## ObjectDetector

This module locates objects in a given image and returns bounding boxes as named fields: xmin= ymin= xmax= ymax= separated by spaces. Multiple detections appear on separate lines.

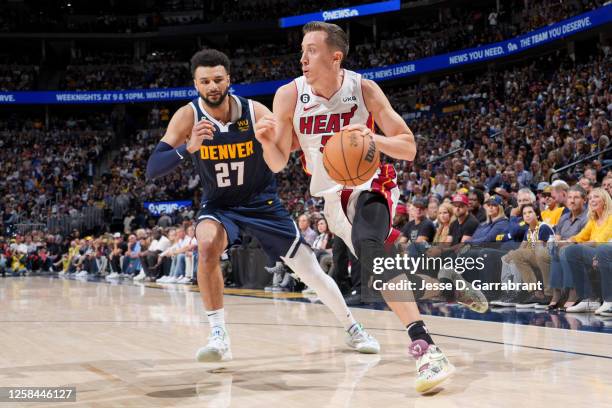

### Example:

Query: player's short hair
xmin=190 ymin=49 xmax=231 ymax=77
xmin=302 ymin=21 xmax=349 ymax=62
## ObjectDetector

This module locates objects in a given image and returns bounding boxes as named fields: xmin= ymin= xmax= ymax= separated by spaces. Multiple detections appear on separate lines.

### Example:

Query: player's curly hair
xmin=190 ymin=49 xmax=231 ymax=77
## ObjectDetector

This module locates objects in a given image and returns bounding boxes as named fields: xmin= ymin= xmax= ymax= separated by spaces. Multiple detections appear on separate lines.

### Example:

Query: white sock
xmin=206 ymin=309 xmax=226 ymax=333
xmin=282 ymin=244 xmax=357 ymax=331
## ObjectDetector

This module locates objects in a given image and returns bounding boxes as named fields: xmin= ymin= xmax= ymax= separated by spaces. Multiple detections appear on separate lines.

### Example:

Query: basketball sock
xmin=282 ymin=244 xmax=357 ymax=331
xmin=406 ymin=320 xmax=434 ymax=345
xmin=206 ymin=308 xmax=226 ymax=333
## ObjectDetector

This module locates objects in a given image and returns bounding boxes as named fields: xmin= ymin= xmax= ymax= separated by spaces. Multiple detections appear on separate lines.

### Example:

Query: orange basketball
xmin=322 ymin=129 xmax=380 ymax=187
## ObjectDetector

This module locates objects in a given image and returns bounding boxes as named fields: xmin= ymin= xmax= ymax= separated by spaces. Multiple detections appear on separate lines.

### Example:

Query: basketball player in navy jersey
xmin=146 ymin=49 xmax=379 ymax=363
xmin=264 ymin=22 xmax=487 ymax=393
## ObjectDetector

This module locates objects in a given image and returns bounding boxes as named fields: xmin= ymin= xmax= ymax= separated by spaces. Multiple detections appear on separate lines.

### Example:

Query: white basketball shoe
xmin=345 ymin=323 xmax=380 ymax=354
xmin=196 ymin=326 xmax=232 ymax=363
xmin=409 ymin=339 xmax=455 ymax=393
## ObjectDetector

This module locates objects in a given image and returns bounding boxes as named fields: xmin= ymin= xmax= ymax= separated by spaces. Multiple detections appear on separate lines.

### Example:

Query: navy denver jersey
xmin=189 ymin=94 xmax=276 ymax=207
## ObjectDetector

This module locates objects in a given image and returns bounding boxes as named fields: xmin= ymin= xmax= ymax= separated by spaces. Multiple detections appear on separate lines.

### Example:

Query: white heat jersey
xmin=293 ymin=69 xmax=375 ymax=197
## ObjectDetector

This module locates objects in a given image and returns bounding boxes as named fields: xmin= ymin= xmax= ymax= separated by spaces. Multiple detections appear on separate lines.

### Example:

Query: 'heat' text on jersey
xmin=299 ymin=105 xmax=357 ymax=135
xmin=199 ymin=141 xmax=254 ymax=160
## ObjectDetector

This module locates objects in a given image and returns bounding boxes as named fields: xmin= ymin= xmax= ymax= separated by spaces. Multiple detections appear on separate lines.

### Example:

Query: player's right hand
xmin=254 ymin=115 xmax=278 ymax=146
xmin=187 ymin=119 xmax=215 ymax=153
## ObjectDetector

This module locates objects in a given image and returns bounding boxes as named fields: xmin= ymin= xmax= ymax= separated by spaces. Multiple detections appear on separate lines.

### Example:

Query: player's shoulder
xmin=165 ymin=104 xmax=196 ymax=128
xmin=176 ymin=103 xmax=196 ymax=118
xmin=275 ymin=81 xmax=298 ymax=98
xmin=360 ymin=77 xmax=381 ymax=96
xmin=359 ymin=77 xmax=391 ymax=111
xmin=250 ymin=99 xmax=273 ymax=121
xmin=273 ymin=81 xmax=298 ymax=114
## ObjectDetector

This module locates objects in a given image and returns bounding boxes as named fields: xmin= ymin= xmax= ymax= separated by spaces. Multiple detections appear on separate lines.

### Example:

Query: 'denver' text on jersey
xmin=189 ymin=94 xmax=276 ymax=207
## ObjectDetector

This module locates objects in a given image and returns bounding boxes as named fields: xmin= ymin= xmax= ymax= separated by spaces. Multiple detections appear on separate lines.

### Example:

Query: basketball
xmin=322 ymin=129 xmax=380 ymax=187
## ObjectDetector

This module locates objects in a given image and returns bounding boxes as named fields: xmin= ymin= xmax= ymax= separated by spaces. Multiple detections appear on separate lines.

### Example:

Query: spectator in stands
xmin=166 ymin=224 xmax=197 ymax=284
xmin=311 ymin=218 xmax=333 ymax=261
xmin=507 ymin=188 xmax=537 ymax=243
xmin=157 ymin=211 xmax=173 ymax=227
xmin=0 ymin=237 xmax=9 ymax=277
xmin=584 ymin=167 xmax=598 ymax=186
xmin=506 ymin=204 xmax=554 ymax=308
xmin=122 ymin=234 xmax=142 ymax=278
xmin=515 ymin=160 xmax=533 ymax=188
xmin=542 ymin=180 xmax=569 ymax=226
xmin=548 ymin=185 xmax=589 ymax=309
xmin=393 ymin=203 xmax=409 ymax=230
xmin=603 ymin=175 xmax=612 ymax=198
xmin=561 ymin=188 xmax=612 ymax=313
xmin=399 ymin=198 xmax=436 ymax=265
xmin=432 ymin=202 xmax=454 ymax=244
xmin=297 ymin=214 xmax=317 ymax=246
xmin=484 ymin=165 xmax=501 ymax=192
xmin=400 ymin=197 xmax=436 ymax=246
xmin=106 ymin=233 xmax=127 ymax=279
xmin=304 ymin=218 xmax=334 ymax=295
xmin=448 ymin=194 xmax=479 ymax=245
xmin=427 ymin=197 xmax=440 ymax=226
xmin=468 ymin=189 xmax=487 ymax=223
xmin=467 ymin=195 xmax=509 ymax=244
xmin=156 ymin=226 xmax=187 ymax=283
xmin=137 ymin=227 xmax=171 ymax=281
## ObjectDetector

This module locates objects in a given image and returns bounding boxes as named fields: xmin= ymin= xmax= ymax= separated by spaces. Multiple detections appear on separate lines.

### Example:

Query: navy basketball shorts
xmin=195 ymin=192 xmax=304 ymax=262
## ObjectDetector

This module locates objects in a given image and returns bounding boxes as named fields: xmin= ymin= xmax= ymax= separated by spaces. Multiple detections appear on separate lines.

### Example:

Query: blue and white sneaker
xmin=345 ymin=323 xmax=380 ymax=354
xmin=196 ymin=326 xmax=232 ymax=363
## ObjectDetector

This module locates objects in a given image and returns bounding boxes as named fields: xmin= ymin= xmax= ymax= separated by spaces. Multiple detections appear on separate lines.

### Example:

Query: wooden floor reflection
xmin=0 ymin=277 xmax=611 ymax=407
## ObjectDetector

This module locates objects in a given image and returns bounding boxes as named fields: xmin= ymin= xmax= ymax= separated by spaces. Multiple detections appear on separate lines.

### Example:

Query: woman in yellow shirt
xmin=561 ymin=188 xmax=612 ymax=314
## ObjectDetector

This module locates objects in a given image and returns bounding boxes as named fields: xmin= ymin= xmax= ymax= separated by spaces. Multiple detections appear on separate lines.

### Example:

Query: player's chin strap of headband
xmin=145 ymin=141 xmax=189 ymax=180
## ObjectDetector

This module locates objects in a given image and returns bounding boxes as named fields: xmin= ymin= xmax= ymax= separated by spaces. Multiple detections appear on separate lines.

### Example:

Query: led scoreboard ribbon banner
xmin=279 ymin=0 xmax=401 ymax=28
xmin=144 ymin=200 xmax=192 ymax=216
xmin=1 ymin=4 xmax=610 ymax=105
xmin=359 ymin=4 xmax=612 ymax=82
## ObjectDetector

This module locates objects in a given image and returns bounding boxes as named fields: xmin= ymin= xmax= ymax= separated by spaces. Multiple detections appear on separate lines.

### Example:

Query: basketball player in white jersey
xmin=262 ymin=22 xmax=460 ymax=393
xmin=146 ymin=49 xmax=380 ymax=364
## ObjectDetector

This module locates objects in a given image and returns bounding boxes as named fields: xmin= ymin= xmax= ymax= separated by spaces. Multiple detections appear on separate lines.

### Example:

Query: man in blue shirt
xmin=484 ymin=165 xmax=501 ymax=192
xmin=549 ymin=185 xmax=589 ymax=309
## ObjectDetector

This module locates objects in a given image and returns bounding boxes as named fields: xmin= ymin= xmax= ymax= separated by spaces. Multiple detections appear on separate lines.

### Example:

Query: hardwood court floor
xmin=1 ymin=277 xmax=611 ymax=408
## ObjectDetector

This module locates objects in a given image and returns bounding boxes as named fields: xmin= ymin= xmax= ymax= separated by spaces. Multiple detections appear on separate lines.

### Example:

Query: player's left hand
xmin=255 ymin=115 xmax=278 ymax=146
xmin=341 ymin=123 xmax=374 ymax=139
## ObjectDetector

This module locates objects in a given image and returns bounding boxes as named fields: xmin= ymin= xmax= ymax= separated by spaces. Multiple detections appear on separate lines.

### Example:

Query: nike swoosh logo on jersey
xmin=303 ymin=104 xmax=320 ymax=112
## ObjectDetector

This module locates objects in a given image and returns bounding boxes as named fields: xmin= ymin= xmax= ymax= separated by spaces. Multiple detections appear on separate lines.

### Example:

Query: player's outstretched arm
xmin=344 ymin=79 xmax=416 ymax=162
xmin=253 ymin=83 xmax=296 ymax=173
xmin=145 ymin=105 xmax=214 ymax=180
